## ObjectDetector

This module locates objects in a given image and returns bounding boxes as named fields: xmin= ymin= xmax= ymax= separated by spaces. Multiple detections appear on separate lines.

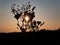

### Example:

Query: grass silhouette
xmin=0 ymin=28 xmax=60 ymax=44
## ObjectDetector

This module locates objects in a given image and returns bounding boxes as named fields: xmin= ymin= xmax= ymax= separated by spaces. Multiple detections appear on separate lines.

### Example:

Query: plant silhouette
xmin=11 ymin=2 xmax=45 ymax=32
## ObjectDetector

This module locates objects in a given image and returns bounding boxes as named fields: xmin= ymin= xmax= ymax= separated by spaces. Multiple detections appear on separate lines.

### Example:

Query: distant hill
xmin=0 ymin=28 xmax=60 ymax=45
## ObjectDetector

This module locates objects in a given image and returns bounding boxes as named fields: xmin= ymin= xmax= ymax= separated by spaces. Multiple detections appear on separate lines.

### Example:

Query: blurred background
xmin=0 ymin=0 xmax=60 ymax=33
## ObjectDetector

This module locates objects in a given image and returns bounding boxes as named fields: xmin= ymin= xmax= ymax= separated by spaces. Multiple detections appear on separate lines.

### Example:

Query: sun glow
xmin=25 ymin=16 xmax=29 ymax=22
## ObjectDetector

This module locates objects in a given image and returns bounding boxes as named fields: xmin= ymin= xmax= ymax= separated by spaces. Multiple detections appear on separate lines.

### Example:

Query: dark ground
xmin=0 ymin=28 xmax=60 ymax=45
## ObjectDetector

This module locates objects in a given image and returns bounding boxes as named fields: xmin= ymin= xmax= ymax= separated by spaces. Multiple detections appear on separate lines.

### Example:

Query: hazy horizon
xmin=0 ymin=0 xmax=60 ymax=32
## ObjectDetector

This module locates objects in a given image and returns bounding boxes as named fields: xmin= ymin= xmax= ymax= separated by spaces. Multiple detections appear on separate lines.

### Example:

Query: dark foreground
xmin=0 ymin=28 xmax=60 ymax=45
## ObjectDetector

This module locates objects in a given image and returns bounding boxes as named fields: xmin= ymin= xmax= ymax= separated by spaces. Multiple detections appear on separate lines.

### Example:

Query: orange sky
xmin=0 ymin=0 xmax=60 ymax=32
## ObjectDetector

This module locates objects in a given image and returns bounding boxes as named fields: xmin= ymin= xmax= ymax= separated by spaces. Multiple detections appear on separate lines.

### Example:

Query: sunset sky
xmin=0 ymin=0 xmax=60 ymax=32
